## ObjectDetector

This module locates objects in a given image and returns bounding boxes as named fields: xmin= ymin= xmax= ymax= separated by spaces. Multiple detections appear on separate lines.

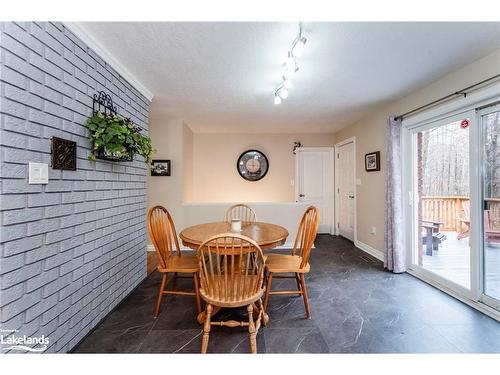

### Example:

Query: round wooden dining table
xmin=179 ymin=221 xmax=288 ymax=324
xmin=179 ymin=221 xmax=289 ymax=251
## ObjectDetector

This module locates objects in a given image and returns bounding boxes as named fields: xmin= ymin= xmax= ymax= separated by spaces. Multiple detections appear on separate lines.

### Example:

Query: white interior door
xmin=296 ymin=148 xmax=333 ymax=233
xmin=336 ymin=141 xmax=355 ymax=241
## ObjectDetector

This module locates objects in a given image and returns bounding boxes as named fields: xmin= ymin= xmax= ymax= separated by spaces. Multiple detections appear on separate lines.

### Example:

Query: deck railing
xmin=421 ymin=196 xmax=500 ymax=231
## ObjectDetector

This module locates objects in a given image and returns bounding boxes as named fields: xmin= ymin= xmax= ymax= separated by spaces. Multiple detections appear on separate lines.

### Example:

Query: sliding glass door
xmin=407 ymin=111 xmax=475 ymax=297
xmin=405 ymin=102 xmax=500 ymax=312
xmin=480 ymin=105 xmax=500 ymax=309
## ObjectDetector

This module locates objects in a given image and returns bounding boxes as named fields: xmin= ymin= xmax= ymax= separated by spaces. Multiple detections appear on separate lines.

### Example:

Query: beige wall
xmin=147 ymin=119 xmax=335 ymax=232
xmin=147 ymin=118 xmax=188 ymax=230
xmin=334 ymin=49 xmax=500 ymax=253
xmin=191 ymin=133 xmax=336 ymax=202
xmin=182 ymin=124 xmax=194 ymax=202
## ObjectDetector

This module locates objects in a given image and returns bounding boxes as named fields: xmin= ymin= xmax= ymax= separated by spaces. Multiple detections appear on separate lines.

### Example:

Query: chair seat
xmin=199 ymin=275 xmax=264 ymax=307
xmin=265 ymin=254 xmax=310 ymax=273
xmin=158 ymin=253 xmax=199 ymax=273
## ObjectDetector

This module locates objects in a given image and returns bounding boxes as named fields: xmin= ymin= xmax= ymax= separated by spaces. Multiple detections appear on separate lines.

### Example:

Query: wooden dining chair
xmin=197 ymin=233 xmax=268 ymax=353
xmin=224 ymin=204 xmax=257 ymax=224
xmin=147 ymin=205 xmax=202 ymax=317
xmin=263 ymin=206 xmax=319 ymax=319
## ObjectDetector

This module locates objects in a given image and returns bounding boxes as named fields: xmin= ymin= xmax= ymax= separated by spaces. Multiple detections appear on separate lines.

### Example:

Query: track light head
xmin=278 ymin=87 xmax=289 ymax=99
xmin=274 ymin=94 xmax=282 ymax=105
xmin=283 ymin=77 xmax=293 ymax=89
xmin=283 ymin=61 xmax=298 ymax=79
xmin=283 ymin=52 xmax=298 ymax=74
xmin=292 ymin=36 xmax=307 ymax=57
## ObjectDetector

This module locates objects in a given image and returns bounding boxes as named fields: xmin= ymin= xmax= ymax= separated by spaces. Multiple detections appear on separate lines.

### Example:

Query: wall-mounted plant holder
xmin=92 ymin=91 xmax=133 ymax=162
xmin=97 ymin=148 xmax=133 ymax=162
xmin=51 ymin=137 xmax=77 ymax=170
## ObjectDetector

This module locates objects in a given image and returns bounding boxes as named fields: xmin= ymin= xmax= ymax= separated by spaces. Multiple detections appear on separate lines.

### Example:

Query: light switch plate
xmin=28 ymin=162 xmax=48 ymax=184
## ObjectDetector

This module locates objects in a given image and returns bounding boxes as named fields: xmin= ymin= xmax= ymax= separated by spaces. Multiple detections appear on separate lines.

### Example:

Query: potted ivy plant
xmin=85 ymin=112 xmax=154 ymax=165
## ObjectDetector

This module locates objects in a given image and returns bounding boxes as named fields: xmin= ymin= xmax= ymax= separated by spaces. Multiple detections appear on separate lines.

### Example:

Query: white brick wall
xmin=0 ymin=21 xmax=150 ymax=353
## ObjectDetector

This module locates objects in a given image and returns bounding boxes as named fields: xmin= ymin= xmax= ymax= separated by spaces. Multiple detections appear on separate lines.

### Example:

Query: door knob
xmin=299 ymin=193 xmax=305 ymax=198
xmin=348 ymin=195 xmax=355 ymax=199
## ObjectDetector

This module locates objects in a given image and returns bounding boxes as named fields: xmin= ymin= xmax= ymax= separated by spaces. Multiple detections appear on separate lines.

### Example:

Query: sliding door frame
xmin=477 ymin=103 xmax=500 ymax=311
xmin=403 ymin=109 xmax=479 ymax=300
xmin=402 ymin=81 xmax=500 ymax=317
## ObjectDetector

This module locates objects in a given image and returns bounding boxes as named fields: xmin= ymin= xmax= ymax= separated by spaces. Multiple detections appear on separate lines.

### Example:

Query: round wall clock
xmin=237 ymin=150 xmax=269 ymax=181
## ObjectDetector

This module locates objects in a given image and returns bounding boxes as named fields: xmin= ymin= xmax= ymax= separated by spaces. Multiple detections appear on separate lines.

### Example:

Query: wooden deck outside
xmin=422 ymin=196 xmax=500 ymax=232
xmin=422 ymin=231 xmax=500 ymax=300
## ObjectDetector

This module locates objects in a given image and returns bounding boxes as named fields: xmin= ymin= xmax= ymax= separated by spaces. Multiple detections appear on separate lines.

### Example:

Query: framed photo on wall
xmin=151 ymin=160 xmax=171 ymax=176
xmin=365 ymin=151 xmax=380 ymax=172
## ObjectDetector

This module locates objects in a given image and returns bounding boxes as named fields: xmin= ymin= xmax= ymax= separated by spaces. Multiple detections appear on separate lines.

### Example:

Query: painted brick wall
xmin=0 ymin=22 xmax=150 ymax=353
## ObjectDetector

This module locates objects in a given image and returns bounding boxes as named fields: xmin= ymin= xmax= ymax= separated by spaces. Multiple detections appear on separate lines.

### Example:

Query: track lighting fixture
xmin=274 ymin=85 xmax=290 ymax=104
xmin=283 ymin=77 xmax=293 ymax=89
xmin=292 ymin=36 xmax=307 ymax=58
xmin=278 ymin=87 xmax=289 ymax=99
xmin=283 ymin=52 xmax=298 ymax=74
xmin=273 ymin=23 xmax=307 ymax=105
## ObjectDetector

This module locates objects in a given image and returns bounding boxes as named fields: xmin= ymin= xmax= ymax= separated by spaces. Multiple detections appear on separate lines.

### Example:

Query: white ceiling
xmin=78 ymin=22 xmax=500 ymax=133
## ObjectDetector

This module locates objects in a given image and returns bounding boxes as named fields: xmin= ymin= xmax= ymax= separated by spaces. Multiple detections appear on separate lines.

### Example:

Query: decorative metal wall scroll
xmin=51 ymin=137 xmax=77 ymax=170
xmin=92 ymin=91 xmax=117 ymax=116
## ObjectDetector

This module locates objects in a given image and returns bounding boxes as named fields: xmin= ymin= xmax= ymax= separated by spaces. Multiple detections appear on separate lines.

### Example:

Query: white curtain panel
xmin=384 ymin=116 xmax=406 ymax=273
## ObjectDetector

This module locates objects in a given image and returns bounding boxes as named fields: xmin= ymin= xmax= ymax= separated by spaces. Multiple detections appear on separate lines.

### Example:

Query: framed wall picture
xmin=365 ymin=151 xmax=380 ymax=172
xmin=151 ymin=160 xmax=171 ymax=176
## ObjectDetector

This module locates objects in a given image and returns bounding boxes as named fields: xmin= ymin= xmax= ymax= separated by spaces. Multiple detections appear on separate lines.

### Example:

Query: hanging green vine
xmin=86 ymin=112 xmax=154 ymax=165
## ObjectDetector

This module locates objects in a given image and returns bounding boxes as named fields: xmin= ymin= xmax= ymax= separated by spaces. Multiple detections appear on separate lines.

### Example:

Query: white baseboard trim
xmin=354 ymin=240 xmax=384 ymax=261
xmin=147 ymin=241 xmax=296 ymax=252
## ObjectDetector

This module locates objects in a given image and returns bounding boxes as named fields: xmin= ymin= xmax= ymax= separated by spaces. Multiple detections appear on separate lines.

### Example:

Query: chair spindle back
xmin=292 ymin=206 xmax=320 ymax=269
xmin=224 ymin=204 xmax=257 ymax=224
xmin=147 ymin=205 xmax=181 ymax=269
xmin=197 ymin=233 xmax=265 ymax=303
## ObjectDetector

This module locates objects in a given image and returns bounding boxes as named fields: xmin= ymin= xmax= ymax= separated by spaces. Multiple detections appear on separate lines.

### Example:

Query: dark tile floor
xmin=73 ymin=235 xmax=500 ymax=353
